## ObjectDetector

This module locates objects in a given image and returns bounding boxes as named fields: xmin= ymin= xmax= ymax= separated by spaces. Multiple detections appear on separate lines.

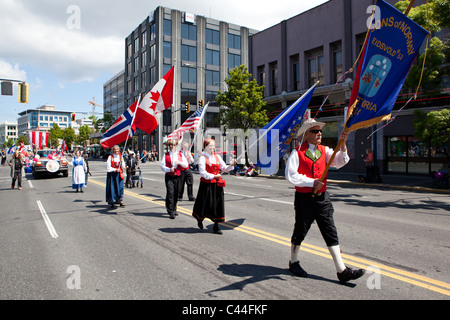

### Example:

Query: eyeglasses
xmin=308 ymin=129 xmax=322 ymax=134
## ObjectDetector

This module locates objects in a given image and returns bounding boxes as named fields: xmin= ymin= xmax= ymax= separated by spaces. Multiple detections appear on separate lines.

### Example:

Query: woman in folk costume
xmin=160 ymin=139 xmax=188 ymax=219
xmin=106 ymin=145 xmax=126 ymax=208
xmin=285 ymin=118 xmax=365 ymax=283
xmin=193 ymin=138 xmax=237 ymax=234
xmin=69 ymin=149 xmax=87 ymax=193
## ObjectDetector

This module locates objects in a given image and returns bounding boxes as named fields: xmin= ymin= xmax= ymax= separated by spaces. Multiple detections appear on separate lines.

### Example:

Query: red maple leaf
xmin=148 ymin=90 xmax=161 ymax=112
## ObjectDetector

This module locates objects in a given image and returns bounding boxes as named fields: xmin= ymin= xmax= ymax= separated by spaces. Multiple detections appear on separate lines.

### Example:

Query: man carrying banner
xmin=285 ymin=118 xmax=365 ymax=283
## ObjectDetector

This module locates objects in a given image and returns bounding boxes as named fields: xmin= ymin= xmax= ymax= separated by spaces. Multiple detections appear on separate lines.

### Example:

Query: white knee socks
xmin=328 ymin=245 xmax=346 ymax=273
xmin=290 ymin=244 xmax=300 ymax=263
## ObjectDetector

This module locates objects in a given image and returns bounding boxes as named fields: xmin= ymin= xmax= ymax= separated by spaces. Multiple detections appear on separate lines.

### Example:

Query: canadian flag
xmin=29 ymin=131 xmax=49 ymax=150
xmin=134 ymin=67 xmax=174 ymax=134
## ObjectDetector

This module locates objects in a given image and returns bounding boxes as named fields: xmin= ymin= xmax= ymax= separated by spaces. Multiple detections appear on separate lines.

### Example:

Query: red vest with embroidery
xmin=200 ymin=154 xmax=221 ymax=183
xmin=295 ymin=142 xmax=327 ymax=193
xmin=165 ymin=152 xmax=183 ymax=176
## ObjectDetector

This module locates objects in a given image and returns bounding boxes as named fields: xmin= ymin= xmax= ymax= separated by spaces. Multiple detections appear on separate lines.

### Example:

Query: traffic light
xmin=199 ymin=99 xmax=203 ymax=108
xmin=1 ymin=81 xmax=13 ymax=96
xmin=18 ymin=82 xmax=29 ymax=103
xmin=71 ymin=113 xmax=76 ymax=121
xmin=185 ymin=102 xmax=190 ymax=113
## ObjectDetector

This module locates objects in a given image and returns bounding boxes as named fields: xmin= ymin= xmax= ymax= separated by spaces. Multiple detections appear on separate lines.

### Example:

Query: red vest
xmin=200 ymin=154 xmax=221 ymax=183
xmin=165 ymin=152 xmax=183 ymax=176
xmin=295 ymin=142 xmax=327 ymax=193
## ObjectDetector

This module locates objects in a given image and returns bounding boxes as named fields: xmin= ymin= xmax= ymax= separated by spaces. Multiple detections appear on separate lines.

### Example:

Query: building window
xmin=228 ymin=34 xmax=241 ymax=50
xmin=181 ymin=23 xmax=196 ymax=41
xmin=181 ymin=44 xmax=197 ymax=62
xmin=141 ymin=30 xmax=147 ymax=47
xmin=269 ymin=62 xmax=278 ymax=95
xmin=134 ymin=56 xmax=139 ymax=72
xmin=307 ymin=54 xmax=324 ymax=87
xmin=181 ymin=88 xmax=197 ymax=105
xmin=181 ymin=66 xmax=197 ymax=83
xmin=163 ymin=19 xmax=172 ymax=36
xmin=206 ymin=49 xmax=220 ymax=66
xmin=290 ymin=54 xmax=300 ymax=91
xmin=127 ymin=43 xmax=132 ymax=59
xmin=228 ymin=53 xmax=241 ymax=69
xmin=332 ymin=42 xmax=343 ymax=83
xmin=141 ymin=71 xmax=147 ymax=88
xmin=206 ymin=28 xmax=220 ymax=45
xmin=163 ymin=41 xmax=171 ymax=59
xmin=150 ymin=23 xmax=156 ymax=41
xmin=150 ymin=45 xmax=156 ymax=62
xmin=134 ymin=37 xmax=139 ymax=54
xmin=257 ymin=65 xmax=265 ymax=87
xmin=141 ymin=50 xmax=147 ymax=68
xmin=206 ymin=70 xmax=220 ymax=86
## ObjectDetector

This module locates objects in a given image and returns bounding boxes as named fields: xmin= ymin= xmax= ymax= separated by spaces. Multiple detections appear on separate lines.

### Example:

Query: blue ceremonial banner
xmin=345 ymin=0 xmax=428 ymax=131
xmin=256 ymin=84 xmax=316 ymax=175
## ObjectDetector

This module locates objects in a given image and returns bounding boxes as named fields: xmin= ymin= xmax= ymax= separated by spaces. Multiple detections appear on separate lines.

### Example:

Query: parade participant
xmin=106 ymin=145 xmax=126 ymax=208
xmin=83 ymin=152 xmax=90 ymax=186
xmin=9 ymin=150 xmax=24 ymax=190
xmin=160 ymin=139 xmax=188 ymax=219
xmin=285 ymin=119 xmax=365 ymax=283
xmin=69 ymin=150 xmax=87 ymax=193
xmin=192 ymin=138 xmax=236 ymax=234
xmin=126 ymin=150 xmax=138 ymax=188
xmin=178 ymin=142 xmax=195 ymax=201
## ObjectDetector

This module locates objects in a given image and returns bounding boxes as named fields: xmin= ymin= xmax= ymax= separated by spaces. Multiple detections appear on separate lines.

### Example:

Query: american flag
xmin=167 ymin=104 xmax=208 ymax=142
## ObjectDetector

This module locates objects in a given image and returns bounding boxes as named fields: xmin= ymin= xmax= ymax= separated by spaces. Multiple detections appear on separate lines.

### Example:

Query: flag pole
xmin=189 ymin=102 xmax=209 ymax=155
xmin=312 ymin=98 xmax=358 ymax=195
xmin=123 ymin=95 xmax=141 ymax=156
xmin=234 ymin=82 xmax=319 ymax=164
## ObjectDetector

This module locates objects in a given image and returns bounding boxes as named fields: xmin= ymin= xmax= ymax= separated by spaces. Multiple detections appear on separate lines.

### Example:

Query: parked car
xmin=32 ymin=149 xmax=69 ymax=178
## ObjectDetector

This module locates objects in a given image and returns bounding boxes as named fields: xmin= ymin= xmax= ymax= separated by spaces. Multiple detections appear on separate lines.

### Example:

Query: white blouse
xmin=285 ymin=143 xmax=349 ymax=188
xmin=198 ymin=152 xmax=234 ymax=180
xmin=106 ymin=154 xmax=126 ymax=173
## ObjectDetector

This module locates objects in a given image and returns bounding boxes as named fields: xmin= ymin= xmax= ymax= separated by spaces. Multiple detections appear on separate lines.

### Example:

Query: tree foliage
xmin=216 ymin=65 xmax=268 ymax=131
xmin=413 ymin=108 xmax=450 ymax=147
xmin=395 ymin=0 xmax=450 ymax=91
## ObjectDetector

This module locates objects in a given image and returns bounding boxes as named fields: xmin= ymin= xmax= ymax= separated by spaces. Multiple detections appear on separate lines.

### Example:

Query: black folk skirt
xmin=192 ymin=181 xmax=225 ymax=223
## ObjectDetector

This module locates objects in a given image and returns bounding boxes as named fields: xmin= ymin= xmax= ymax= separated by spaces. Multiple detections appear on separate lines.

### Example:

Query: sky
xmin=0 ymin=0 xmax=328 ymax=123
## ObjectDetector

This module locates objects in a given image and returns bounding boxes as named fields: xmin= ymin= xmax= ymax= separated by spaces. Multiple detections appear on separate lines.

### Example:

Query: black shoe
xmin=289 ymin=261 xmax=308 ymax=278
xmin=213 ymin=224 xmax=222 ymax=235
xmin=169 ymin=213 xmax=175 ymax=219
xmin=337 ymin=267 xmax=365 ymax=283
xmin=197 ymin=220 xmax=204 ymax=230
xmin=110 ymin=204 xmax=117 ymax=209
xmin=119 ymin=202 xmax=125 ymax=207
xmin=189 ymin=197 xmax=196 ymax=201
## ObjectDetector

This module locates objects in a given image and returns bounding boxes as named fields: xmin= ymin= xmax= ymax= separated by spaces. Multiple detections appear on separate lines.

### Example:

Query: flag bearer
xmin=160 ymin=139 xmax=188 ymax=219
xmin=285 ymin=118 xmax=365 ymax=283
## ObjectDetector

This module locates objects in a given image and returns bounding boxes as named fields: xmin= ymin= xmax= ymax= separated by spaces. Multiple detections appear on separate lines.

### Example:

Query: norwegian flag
xmin=167 ymin=104 xmax=208 ymax=142
xmin=61 ymin=139 xmax=68 ymax=152
xmin=29 ymin=131 xmax=49 ymax=150
xmin=134 ymin=67 xmax=174 ymax=134
xmin=100 ymin=98 xmax=140 ymax=148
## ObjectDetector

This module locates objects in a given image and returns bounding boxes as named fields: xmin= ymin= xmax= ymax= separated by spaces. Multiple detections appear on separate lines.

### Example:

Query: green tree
xmin=49 ymin=123 xmax=63 ymax=147
xmin=62 ymin=127 xmax=76 ymax=148
xmin=395 ymin=0 xmax=450 ymax=91
xmin=413 ymin=109 xmax=450 ymax=155
xmin=78 ymin=125 xmax=91 ymax=145
xmin=216 ymin=65 xmax=268 ymax=130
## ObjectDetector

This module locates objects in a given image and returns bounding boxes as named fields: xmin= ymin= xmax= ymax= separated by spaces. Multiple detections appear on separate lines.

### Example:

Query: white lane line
xmin=36 ymin=200 xmax=58 ymax=239
xmin=28 ymin=180 xmax=33 ymax=188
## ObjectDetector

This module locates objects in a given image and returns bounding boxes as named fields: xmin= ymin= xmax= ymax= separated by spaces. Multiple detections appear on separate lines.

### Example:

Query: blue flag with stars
xmin=257 ymin=84 xmax=316 ymax=175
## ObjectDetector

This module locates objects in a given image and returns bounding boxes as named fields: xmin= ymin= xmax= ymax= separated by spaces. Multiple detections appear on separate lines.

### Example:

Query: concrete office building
xmin=249 ymin=0 xmax=449 ymax=175
xmin=121 ymin=6 xmax=257 ymax=156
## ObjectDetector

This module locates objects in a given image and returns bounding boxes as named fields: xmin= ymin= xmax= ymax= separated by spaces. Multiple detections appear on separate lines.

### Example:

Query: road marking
xmin=88 ymin=178 xmax=450 ymax=296
xmin=225 ymin=192 xmax=292 ymax=205
xmin=28 ymin=180 xmax=33 ymax=188
xmin=36 ymin=200 xmax=58 ymax=239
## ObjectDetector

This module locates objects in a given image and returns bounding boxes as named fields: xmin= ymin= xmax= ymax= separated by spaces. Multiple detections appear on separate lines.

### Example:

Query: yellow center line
xmin=89 ymin=179 xmax=450 ymax=296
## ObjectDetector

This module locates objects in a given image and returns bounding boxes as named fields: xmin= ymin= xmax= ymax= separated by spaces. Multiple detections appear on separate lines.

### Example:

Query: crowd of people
xmin=2 ymin=125 xmax=366 ymax=284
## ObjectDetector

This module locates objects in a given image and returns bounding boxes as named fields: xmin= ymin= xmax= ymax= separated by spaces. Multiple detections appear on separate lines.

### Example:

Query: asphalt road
xmin=0 ymin=159 xmax=449 ymax=303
